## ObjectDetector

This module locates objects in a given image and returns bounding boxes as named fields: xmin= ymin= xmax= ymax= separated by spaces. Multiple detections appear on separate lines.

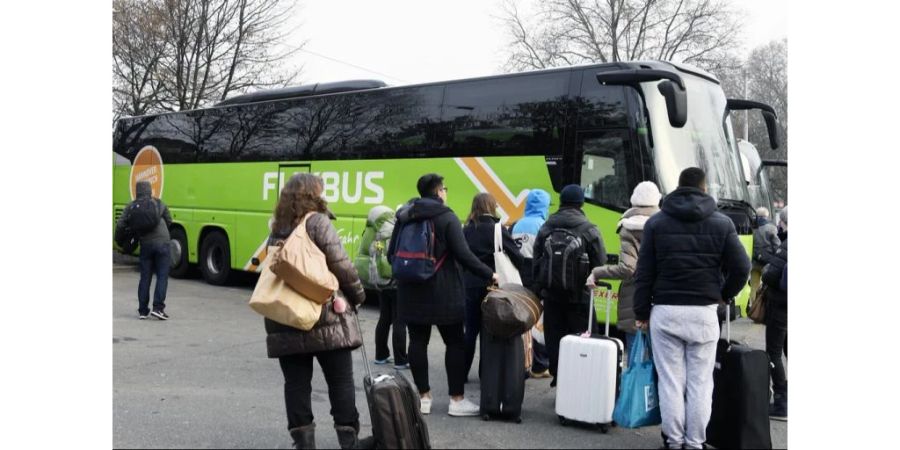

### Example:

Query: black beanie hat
xmin=560 ymin=184 xmax=585 ymax=206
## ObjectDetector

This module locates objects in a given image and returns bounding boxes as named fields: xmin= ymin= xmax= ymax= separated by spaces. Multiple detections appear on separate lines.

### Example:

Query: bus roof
xmin=118 ymin=60 xmax=718 ymax=122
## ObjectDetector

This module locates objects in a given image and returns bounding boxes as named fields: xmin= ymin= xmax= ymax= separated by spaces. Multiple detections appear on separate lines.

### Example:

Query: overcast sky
xmin=288 ymin=0 xmax=787 ymax=87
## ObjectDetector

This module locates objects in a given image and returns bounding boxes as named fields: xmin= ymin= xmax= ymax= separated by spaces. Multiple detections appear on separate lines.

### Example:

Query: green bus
xmin=113 ymin=61 xmax=781 ymax=324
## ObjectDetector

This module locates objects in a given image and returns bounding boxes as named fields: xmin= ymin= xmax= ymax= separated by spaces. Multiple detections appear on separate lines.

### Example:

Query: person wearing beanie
xmin=761 ymin=204 xmax=788 ymax=421
xmin=531 ymin=184 xmax=607 ymax=386
xmin=586 ymin=181 xmax=661 ymax=351
xmin=632 ymin=168 xmax=751 ymax=449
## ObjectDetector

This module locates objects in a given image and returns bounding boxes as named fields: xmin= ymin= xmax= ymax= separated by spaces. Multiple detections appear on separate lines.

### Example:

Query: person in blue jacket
xmin=511 ymin=189 xmax=553 ymax=378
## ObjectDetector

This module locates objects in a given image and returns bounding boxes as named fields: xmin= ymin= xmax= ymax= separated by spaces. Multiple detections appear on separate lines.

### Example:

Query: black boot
xmin=289 ymin=423 xmax=316 ymax=449
xmin=335 ymin=423 xmax=376 ymax=450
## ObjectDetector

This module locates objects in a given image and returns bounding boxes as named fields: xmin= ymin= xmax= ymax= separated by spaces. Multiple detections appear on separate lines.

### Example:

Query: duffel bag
xmin=482 ymin=284 xmax=542 ymax=339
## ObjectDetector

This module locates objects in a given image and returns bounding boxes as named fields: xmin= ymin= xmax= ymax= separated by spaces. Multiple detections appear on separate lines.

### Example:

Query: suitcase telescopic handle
xmin=725 ymin=302 xmax=731 ymax=343
xmin=353 ymin=312 xmax=374 ymax=381
xmin=587 ymin=283 xmax=615 ymax=337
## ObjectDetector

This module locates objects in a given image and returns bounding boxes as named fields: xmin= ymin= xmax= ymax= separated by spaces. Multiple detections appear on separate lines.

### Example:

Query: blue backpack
xmin=391 ymin=219 xmax=447 ymax=282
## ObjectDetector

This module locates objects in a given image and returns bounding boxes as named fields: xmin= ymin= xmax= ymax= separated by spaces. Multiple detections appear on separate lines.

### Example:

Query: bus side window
xmin=579 ymin=135 xmax=630 ymax=210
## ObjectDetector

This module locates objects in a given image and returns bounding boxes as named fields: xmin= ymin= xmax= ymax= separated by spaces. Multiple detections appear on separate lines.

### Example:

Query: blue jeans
xmin=139 ymin=241 xmax=171 ymax=315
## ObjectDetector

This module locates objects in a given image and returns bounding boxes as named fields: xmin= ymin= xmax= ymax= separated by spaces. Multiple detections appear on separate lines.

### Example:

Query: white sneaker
xmin=448 ymin=398 xmax=480 ymax=417
xmin=419 ymin=396 xmax=432 ymax=415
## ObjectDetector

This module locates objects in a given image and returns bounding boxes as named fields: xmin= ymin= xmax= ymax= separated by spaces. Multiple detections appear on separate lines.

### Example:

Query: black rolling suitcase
xmin=355 ymin=315 xmax=431 ymax=449
xmin=706 ymin=304 xmax=773 ymax=449
xmin=479 ymin=325 xmax=526 ymax=423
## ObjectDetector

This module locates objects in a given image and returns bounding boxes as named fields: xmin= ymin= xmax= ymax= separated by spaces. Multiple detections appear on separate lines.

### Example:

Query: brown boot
xmin=289 ymin=423 xmax=316 ymax=449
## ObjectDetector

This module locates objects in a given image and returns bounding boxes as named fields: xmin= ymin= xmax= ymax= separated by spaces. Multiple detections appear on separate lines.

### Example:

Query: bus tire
xmin=199 ymin=230 xmax=231 ymax=286
xmin=169 ymin=227 xmax=191 ymax=279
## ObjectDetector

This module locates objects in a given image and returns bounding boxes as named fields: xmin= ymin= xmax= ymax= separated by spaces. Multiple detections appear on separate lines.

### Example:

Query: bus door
xmin=278 ymin=163 xmax=311 ymax=192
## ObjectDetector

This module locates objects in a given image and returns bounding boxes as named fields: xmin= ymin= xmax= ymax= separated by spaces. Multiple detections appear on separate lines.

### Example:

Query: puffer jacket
xmin=264 ymin=212 xmax=366 ymax=358
xmin=632 ymin=187 xmax=751 ymax=321
xmin=388 ymin=196 xmax=493 ymax=325
xmin=762 ymin=237 xmax=787 ymax=327
xmin=591 ymin=206 xmax=659 ymax=333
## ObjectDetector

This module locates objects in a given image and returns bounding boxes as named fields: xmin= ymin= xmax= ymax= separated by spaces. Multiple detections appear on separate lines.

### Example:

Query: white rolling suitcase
xmin=555 ymin=281 xmax=624 ymax=433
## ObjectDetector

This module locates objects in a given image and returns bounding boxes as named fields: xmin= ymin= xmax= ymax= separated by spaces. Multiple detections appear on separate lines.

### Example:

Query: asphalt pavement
xmin=113 ymin=256 xmax=787 ymax=449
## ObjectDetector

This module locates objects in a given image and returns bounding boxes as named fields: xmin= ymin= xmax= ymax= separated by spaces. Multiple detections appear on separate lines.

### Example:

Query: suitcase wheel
xmin=515 ymin=416 xmax=522 ymax=424
xmin=481 ymin=414 xmax=491 ymax=422
xmin=597 ymin=423 xmax=609 ymax=434
xmin=558 ymin=416 xmax=569 ymax=426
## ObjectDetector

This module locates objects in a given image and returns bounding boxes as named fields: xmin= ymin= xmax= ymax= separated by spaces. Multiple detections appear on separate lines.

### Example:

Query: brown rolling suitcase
xmin=355 ymin=314 xmax=431 ymax=449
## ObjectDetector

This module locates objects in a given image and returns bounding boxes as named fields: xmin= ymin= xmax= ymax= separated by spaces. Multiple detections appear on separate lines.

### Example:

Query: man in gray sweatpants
xmin=632 ymin=168 xmax=751 ymax=449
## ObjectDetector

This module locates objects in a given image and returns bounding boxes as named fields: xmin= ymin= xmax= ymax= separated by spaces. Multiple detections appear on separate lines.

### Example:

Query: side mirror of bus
xmin=657 ymin=80 xmax=687 ymax=128
xmin=762 ymin=110 xmax=780 ymax=150
xmin=726 ymin=99 xmax=781 ymax=150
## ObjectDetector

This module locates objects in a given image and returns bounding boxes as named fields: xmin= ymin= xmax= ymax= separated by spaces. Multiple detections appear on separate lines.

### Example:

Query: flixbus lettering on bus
xmin=262 ymin=171 xmax=385 ymax=203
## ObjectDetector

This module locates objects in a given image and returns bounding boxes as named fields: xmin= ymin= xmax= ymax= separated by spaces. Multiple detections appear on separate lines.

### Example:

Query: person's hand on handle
xmin=635 ymin=320 xmax=649 ymax=331
xmin=585 ymin=273 xmax=596 ymax=287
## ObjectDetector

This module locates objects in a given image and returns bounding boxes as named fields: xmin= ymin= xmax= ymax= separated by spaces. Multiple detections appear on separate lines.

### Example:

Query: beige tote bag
xmin=493 ymin=223 xmax=523 ymax=285
xmin=269 ymin=213 xmax=339 ymax=304
xmin=249 ymin=246 xmax=323 ymax=331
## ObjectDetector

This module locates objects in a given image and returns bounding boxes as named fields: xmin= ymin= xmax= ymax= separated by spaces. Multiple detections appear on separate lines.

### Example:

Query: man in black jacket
xmin=531 ymin=184 xmax=606 ymax=386
xmin=388 ymin=173 xmax=497 ymax=418
xmin=762 ymin=205 xmax=788 ymax=421
xmin=632 ymin=168 xmax=751 ymax=450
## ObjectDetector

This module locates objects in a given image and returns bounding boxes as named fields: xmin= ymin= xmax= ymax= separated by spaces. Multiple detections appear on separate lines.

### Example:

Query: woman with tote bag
xmin=261 ymin=173 xmax=373 ymax=450
xmin=461 ymin=193 xmax=524 ymax=380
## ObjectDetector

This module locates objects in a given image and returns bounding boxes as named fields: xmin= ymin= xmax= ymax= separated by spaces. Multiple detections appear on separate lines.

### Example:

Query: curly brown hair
xmin=272 ymin=173 xmax=329 ymax=233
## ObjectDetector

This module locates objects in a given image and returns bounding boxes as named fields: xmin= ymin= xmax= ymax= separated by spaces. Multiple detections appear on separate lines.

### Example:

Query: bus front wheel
xmin=169 ymin=227 xmax=191 ymax=279
xmin=199 ymin=230 xmax=231 ymax=286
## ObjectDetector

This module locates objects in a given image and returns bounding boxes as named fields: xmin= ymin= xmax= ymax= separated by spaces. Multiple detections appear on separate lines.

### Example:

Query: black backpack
xmin=126 ymin=197 xmax=162 ymax=234
xmin=537 ymin=228 xmax=590 ymax=293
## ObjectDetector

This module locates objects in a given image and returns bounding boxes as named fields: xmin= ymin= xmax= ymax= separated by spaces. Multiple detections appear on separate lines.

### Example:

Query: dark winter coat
xmin=752 ymin=217 xmax=781 ymax=267
xmin=762 ymin=236 xmax=788 ymax=327
xmin=532 ymin=206 xmax=607 ymax=303
xmin=264 ymin=212 xmax=366 ymax=358
xmin=632 ymin=187 xmax=751 ymax=321
xmin=388 ymin=196 xmax=493 ymax=325
xmin=463 ymin=215 xmax=525 ymax=289
xmin=117 ymin=181 xmax=172 ymax=245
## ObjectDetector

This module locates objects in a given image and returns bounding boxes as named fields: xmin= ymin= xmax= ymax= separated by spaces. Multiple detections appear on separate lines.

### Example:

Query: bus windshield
xmin=642 ymin=74 xmax=748 ymax=203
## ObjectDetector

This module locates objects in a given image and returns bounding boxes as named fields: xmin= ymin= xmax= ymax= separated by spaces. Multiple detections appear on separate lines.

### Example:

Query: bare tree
xmin=720 ymin=39 xmax=788 ymax=202
xmin=113 ymin=0 xmax=167 ymax=120
xmin=720 ymin=39 xmax=787 ymax=156
xmin=499 ymin=0 xmax=742 ymax=73
xmin=113 ymin=0 xmax=304 ymax=118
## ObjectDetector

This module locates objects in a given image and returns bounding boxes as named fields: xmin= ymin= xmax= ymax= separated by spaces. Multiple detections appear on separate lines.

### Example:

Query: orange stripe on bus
xmin=459 ymin=157 xmax=525 ymax=223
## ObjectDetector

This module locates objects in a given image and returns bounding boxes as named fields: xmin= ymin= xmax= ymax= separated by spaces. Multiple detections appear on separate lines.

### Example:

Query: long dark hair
xmin=272 ymin=173 xmax=328 ymax=232
xmin=466 ymin=192 xmax=499 ymax=225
